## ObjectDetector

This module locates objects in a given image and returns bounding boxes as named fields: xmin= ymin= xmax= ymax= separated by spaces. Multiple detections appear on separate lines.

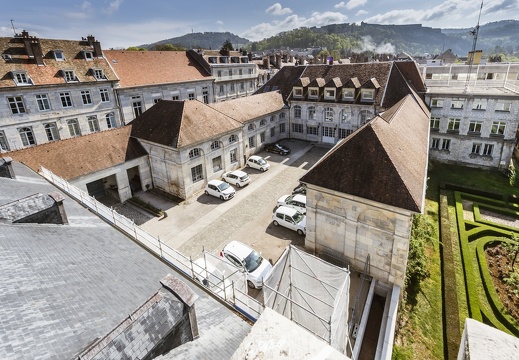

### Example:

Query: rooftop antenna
xmin=10 ymin=19 xmax=16 ymax=35
xmin=465 ymin=1 xmax=484 ymax=92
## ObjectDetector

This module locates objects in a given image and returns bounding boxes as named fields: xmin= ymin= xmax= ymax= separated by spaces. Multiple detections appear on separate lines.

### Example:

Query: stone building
xmin=0 ymin=31 xmax=121 ymax=151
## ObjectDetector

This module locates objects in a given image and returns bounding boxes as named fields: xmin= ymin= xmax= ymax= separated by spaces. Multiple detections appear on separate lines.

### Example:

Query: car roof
xmin=228 ymin=170 xmax=247 ymax=176
xmin=208 ymin=179 xmax=225 ymax=185
xmin=223 ymin=240 xmax=254 ymax=259
xmin=248 ymin=155 xmax=262 ymax=160
xmin=292 ymin=194 xmax=306 ymax=203
xmin=276 ymin=205 xmax=300 ymax=216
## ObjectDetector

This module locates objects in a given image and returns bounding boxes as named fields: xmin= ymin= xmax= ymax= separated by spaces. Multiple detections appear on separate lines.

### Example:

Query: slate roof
xmin=300 ymin=94 xmax=430 ymax=213
xmin=209 ymin=91 xmax=285 ymax=123
xmin=103 ymin=50 xmax=212 ymax=88
xmin=6 ymin=125 xmax=145 ymax=180
xmin=0 ymin=161 xmax=251 ymax=360
xmin=255 ymin=65 xmax=306 ymax=100
xmin=130 ymin=100 xmax=243 ymax=148
xmin=0 ymin=32 xmax=117 ymax=88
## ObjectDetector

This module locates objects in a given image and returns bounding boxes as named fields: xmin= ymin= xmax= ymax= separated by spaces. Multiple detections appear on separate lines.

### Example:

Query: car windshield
xmin=257 ymin=158 xmax=267 ymax=165
xmin=293 ymin=211 xmax=305 ymax=223
xmin=218 ymin=182 xmax=230 ymax=191
xmin=240 ymin=174 xmax=249 ymax=181
xmin=244 ymin=250 xmax=263 ymax=272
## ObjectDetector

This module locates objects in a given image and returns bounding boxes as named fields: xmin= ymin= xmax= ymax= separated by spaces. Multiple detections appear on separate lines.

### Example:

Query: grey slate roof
xmin=0 ymin=161 xmax=251 ymax=360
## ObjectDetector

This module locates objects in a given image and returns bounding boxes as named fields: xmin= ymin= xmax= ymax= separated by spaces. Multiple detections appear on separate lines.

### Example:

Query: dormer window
xmin=54 ymin=50 xmax=64 ymax=61
xmin=220 ymin=56 xmax=229 ymax=63
xmin=62 ymin=70 xmax=78 ymax=82
xmin=208 ymin=57 xmax=218 ymax=64
xmin=240 ymin=56 xmax=249 ymax=63
xmin=361 ymin=89 xmax=374 ymax=101
xmin=12 ymin=71 xmax=33 ymax=86
xmin=83 ymin=50 xmax=94 ymax=60
xmin=308 ymin=88 xmax=318 ymax=99
xmin=293 ymin=87 xmax=303 ymax=97
xmin=2 ymin=54 xmax=12 ymax=61
xmin=342 ymin=88 xmax=354 ymax=101
xmin=91 ymin=68 xmax=107 ymax=80
xmin=231 ymin=57 xmax=240 ymax=63
xmin=451 ymin=97 xmax=464 ymax=109
xmin=324 ymin=88 xmax=336 ymax=100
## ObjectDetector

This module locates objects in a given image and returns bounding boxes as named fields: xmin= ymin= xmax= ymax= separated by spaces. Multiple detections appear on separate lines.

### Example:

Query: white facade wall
xmin=243 ymin=111 xmax=289 ymax=158
xmin=212 ymin=63 xmax=258 ymax=102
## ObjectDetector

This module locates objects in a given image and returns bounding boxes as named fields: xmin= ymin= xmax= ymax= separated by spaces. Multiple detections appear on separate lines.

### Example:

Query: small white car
xmin=246 ymin=155 xmax=270 ymax=172
xmin=220 ymin=240 xmax=273 ymax=289
xmin=222 ymin=170 xmax=250 ymax=188
xmin=277 ymin=194 xmax=306 ymax=214
xmin=205 ymin=179 xmax=235 ymax=200
xmin=272 ymin=206 xmax=306 ymax=235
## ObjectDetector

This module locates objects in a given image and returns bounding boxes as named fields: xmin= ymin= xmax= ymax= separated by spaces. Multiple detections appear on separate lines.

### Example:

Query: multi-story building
xmin=188 ymin=49 xmax=258 ymax=102
xmin=420 ymin=63 xmax=519 ymax=169
xmin=0 ymin=31 xmax=121 ymax=151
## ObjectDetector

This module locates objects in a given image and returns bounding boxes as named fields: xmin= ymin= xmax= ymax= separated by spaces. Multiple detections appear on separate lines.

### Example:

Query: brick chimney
xmin=93 ymin=40 xmax=102 ymax=58
xmin=30 ymin=39 xmax=45 ymax=65
xmin=86 ymin=35 xmax=95 ymax=46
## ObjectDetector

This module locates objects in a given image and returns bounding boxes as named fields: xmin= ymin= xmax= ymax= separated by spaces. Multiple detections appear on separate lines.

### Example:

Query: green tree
xmin=126 ymin=46 xmax=147 ymax=51
xmin=221 ymin=39 xmax=234 ymax=51
xmin=152 ymin=44 xmax=185 ymax=51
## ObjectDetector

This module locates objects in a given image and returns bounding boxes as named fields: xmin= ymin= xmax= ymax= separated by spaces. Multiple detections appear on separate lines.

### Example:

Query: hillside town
xmin=1 ymin=22 xmax=519 ymax=360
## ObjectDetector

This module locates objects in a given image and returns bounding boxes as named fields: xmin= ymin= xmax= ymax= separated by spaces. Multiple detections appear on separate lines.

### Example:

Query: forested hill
xmin=140 ymin=32 xmax=249 ymax=51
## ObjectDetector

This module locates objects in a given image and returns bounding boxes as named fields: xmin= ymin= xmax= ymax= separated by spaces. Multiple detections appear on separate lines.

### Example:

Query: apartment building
xmin=0 ymin=31 xmax=121 ymax=152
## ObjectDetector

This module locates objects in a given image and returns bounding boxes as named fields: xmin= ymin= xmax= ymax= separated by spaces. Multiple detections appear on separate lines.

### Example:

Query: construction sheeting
xmin=263 ymin=245 xmax=350 ymax=354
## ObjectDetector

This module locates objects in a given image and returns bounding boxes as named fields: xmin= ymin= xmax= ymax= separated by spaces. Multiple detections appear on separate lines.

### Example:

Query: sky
xmin=0 ymin=0 xmax=518 ymax=49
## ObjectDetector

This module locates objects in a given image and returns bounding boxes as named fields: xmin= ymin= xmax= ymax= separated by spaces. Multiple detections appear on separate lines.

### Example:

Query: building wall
xmin=304 ymin=186 xmax=414 ymax=288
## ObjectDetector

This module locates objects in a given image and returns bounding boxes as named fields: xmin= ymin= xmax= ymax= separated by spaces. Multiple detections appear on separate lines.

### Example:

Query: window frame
xmin=81 ymin=90 xmax=93 ymax=105
xmin=7 ymin=96 xmax=26 ymax=114
xmin=189 ymin=148 xmax=201 ymax=159
xmin=342 ymin=88 xmax=354 ymax=101
xmin=18 ymin=127 xmax=36 ymax=146
xmin=60 ymin=92 xmax=73 ymax=107
xmin=490 ymin=121 xmax=506 ymax=136
xmin=191 ymin=164 xmax=203 ymax=182
xmin=88 ymin=115 xmax=100 ymax=133
xmin=35 ymin=94 xmax=51 ymax=111
xmin=105 ymin=112 xmax=116 ymax=128
xmin=12 ymin=71 xmax=32 ymax=86
xmin=293 ymin=105 xmax=302 ymax=119
xmin=44 ymin=122 xmax=60 ymax=141
xmin=67 ymin=119 xmax=81 ymax=137
xmin=99 ymin=88 xmax=110 ymax=102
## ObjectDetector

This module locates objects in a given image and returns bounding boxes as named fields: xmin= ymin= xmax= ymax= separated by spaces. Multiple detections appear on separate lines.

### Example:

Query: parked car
xmin=246 ymin=155 xmax=270 ymax=172
xmin=205 ymin=179 xmax=235 ymax=200
xmin=222 ymin=170 xmax=250 ymax=188
xmin=220 ymin=240 xmax=273 ymax=289
xmin=192 ymin=257 xmax=233 ymax=299
xmin=264 ymin=143 xmax=291 ymax=155
xmin=277 ymin=194 xmax=306 ymax=214
xmin=272 ymin=206 xmax=306 ymax=235
xmin=292 ymin=183 xmax=306 ymax=195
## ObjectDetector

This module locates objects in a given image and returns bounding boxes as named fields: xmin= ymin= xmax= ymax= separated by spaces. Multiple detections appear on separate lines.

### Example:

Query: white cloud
xmin=104 ymin=0 xmax=124 ymax=15
xmin=356 ymin=9 xmax=368 ymax=16
xmin=266 ymin=3 xmax=292 ymax=16
xmin=335 ymin=0 xmax=367 ymax=10
xmin=241 ymin=11 xmax=348 ymax=41
xmin=216 ymin=20 xmax=224 ymax=26
xmin=80 ymin=1 xmax=92 ymax=11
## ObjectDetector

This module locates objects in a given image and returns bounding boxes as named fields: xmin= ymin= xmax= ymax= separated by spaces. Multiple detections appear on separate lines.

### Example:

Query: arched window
xmin=279 ymin=112 xmax=286 ymax=119
xmin=247 ymin=123 xmax=255 ymax=131
xmin=259 ymin=119 xmax=266 ymax=126
xmin=308 ymin=106 xmax=316 ymax=120
xmin=293 ymin=105 xmax=301 ymax=119
xmin=105 ymin=112 xmax=116 ymax=128
xmin=88 ymin=115 xmax=100 ymax=133
xmin=189 ymin=148 xmax=201 ymax=159
xmin=210 ymin=140 xmax=220 ymax=150
xmin=0 ymin=130 xmax=9 ymax=151
xmin=19 ymin=127 xmax=36 ymax=146
xmin=229 ymin=134 xmax=237 ymax=143
xmin=359 ymin=110 xmax=373 ymax=125
xmin=44 ymin=123 xmax=60 ymax=141
xmin=67 ymin=119 xmax=81 ymax=137
xmin=324 ymin=107 xmax=334 ymax=122
xmin=340 ymin=109 xmax=351 ymax=123
xmin=270 ymin=115 xmax=276 ymax=122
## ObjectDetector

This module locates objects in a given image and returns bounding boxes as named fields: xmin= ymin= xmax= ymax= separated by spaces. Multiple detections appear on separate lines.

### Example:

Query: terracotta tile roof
xmin=6 ymin=126 xmax=145 ymax=180
xmin=0 ymin=34 xmax=117 ymax=88
xmin=300 ymin=94 xmax=430 ymax=213
xmin=209 ymin=91 xmax=285 ymax=123
xmin=130 ymin=100 xmax=242 ymax=148
xmin=103 ymin=50 xmax=212 ymax=88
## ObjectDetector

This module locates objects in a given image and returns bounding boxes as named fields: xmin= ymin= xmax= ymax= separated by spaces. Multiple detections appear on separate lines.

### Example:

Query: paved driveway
xmin=139 ymin=140 xmax=331 ymax=264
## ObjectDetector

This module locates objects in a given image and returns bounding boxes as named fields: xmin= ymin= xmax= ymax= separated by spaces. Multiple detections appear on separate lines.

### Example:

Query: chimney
xmin=30 ymin=39 xmax=45 ymax=66
xmin=86 ymin=35 xmax=95 ymax=46
xmin=93 ymin=40 xmax=102 ymax=58
xmin=0 ymin=157 xmax=15 ymax=179
xmin=48 ymin=192 xmax=68 ymax=224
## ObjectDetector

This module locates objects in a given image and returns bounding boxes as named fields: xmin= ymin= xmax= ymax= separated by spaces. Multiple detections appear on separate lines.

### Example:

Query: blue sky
xmin=1 ymin=0 xmax=517 ymax=48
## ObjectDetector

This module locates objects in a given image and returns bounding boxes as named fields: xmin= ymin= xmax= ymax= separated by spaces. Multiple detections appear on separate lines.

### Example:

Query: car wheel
xmin=204 ymin=190 xmax=209 ymax=195
xmin=236 ymin=183 xmax=241 ymax=188
xmin=220 ymin=195 xmax=224 ymax=200
xmin=260 ymin=167 xmax=265 ymax=172
xmin=297 ymin=229 xmax=304 ymax=235
xmin=273 ymin=220 xmax=279 ymax=226
xmin=246 ymin=163 xmax=250 ymax=168
xmin=247 ymin=280 xmax=255 ymax=289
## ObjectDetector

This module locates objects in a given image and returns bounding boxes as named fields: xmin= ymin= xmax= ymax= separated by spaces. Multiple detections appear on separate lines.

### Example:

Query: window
xmin=294 ymin=105 xmax=302 ymax=119
xmin=441 ymin=139 xmax=451 ymax=150
xmin=472 ymin=99 xmax=487 ymax=110
xmin=308 ymin=88 xmax=318 ymax=98
xmin=229 ymin=134 xmax=237 ymax=143
xmin=106 ymin=113 xmax=116 ymax=128
xmin=83 ymin=50 xmax=94 ymax=60
xmin=247 ymin=123 xmax=255 ymax=131
xmin=325 ymin=88 xmax=336 ymax=99
xmin=324 ymin=107 xmax=334 ymax=122
xmin=431 ymin=138 xmax=440 ymax=149
xmin=228 ymin=69 xmax=232 ymax=77
xmin=153 ymin=98 xmax=161 ymax=104
xmin=81 ymin=90 xmax=93 ymax=105
xmin=248 ymin=136 xmax=255 ymax=148
xmin=0 ymin=131 xmax=9 ymax=151
xmin=448 ymin=118 xmax=461 ymax=131
xmin=468 ymin=120 xmax=483 ymax=133
xmin=217 ymin=70 xmax=222 ymax=78
xmin=451 ymin=97 xmax=464 ymax=109
xmin=44 ymin=123 xmax=60 ymax=141
xmin=62 ymin=70 xmax=77 ymax=82
xmin=60 ymin=92 xmax=73 ymax=107
xmin=431 ymin=98 xmax=444 ymax=107
xmin=100 ymin=88 xmax=110 ymax=102
xmin=92 ymin=69 xmax=106 ymax=80
xmin=339 ymin=128 xmax=353 ymax=139
xmin=292 ymin=123 xmax=303 ymax=133
xmin=19 ymin=127 xmax=36 ymax=146
xmin=230 ymin=84 xmax=235 ymax=93
xmin=491 ymin=121 xmax=506 ymax=135
xmin=54 ymin=50 xmax=64 ymax=61
xmin=88 ymin=116 xmax=100 ymax=132
xmin=483 ymin=144 xmax=494 ymax=156
xmin=270 ymin=116 xmax=276 ymax=122
xmin=260 ymin=119 xmax=266 ymax=127
xmin=230 ymin=148 xmax=237 ymax=163
xmin=279 ymin=112 xmax=285 ymax=120
xmin=341 ymin=109 xmax=351 ymax=123
xmin=308 ymin=106 xmax=316 ymax=120
xmin=270 ymin=127 xmax=275 ymax=137
xmin=219 ymin=85 xmax=224 ymax=95
xmin=260 ymin=131 xmax=265 ymax=142
xmin=212 ymin=156 xmax=222 ymax=172
xmin=430 ymin=117 xmax=440 ymax=129
xmin=361 ymin=89 xmax=374 ymax=101
xmin=322 ymin=126 xmax=336 ymax=138
xmin=35 ymin=94 xmax=51 ymax=111
xmin=7 ymin=96 xmax=25 ymax=114
xmin=342 ymin=88 xmax=354 ymax=100
xmin=191 ymin=164 xmax=203 ymax=182
xmin=67 ymin=119 xmax=81 ymax=137
xmin=307 ymin=126 xmax=318 ymax=135
xmin=132 ymin=98 xmax=143 ymax=117
xmin=279 ymin=123 xmax=286 ymax=133
xmin=239 ymin=69 xmax=243 ymax=75
xmin=172 ymin=94 xmax=180 ymax=100
xmin=240 ymin=82 xmax=244 ymax=91
xmin=471 ymin=143 xmax=481 ymax=154
xmin=189 ymin=148 xmax=201 ymax=159
xmin=203 ymin=89 xmax=209 ymax=104
xmin=12 ymin=71 xmax=31 ymax=85
xmin=495 ymin=101 xmax=511 ymax=112
xmin=359 ymin=110 xmax=372 ymax=125
xmin=210 ymin=141 xmax=220 ymax=150
xmin=188 ymin=92 xmax=195 ymax=100
xmin=293 ymin=87 xmax=303 ymax=97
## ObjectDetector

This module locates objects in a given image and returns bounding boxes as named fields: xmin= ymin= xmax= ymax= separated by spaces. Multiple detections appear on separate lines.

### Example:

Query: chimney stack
xmin=93 ymin=40 xmax=102 ymax=58
xmin=30 ymin=39 xmax=45 ymax=66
